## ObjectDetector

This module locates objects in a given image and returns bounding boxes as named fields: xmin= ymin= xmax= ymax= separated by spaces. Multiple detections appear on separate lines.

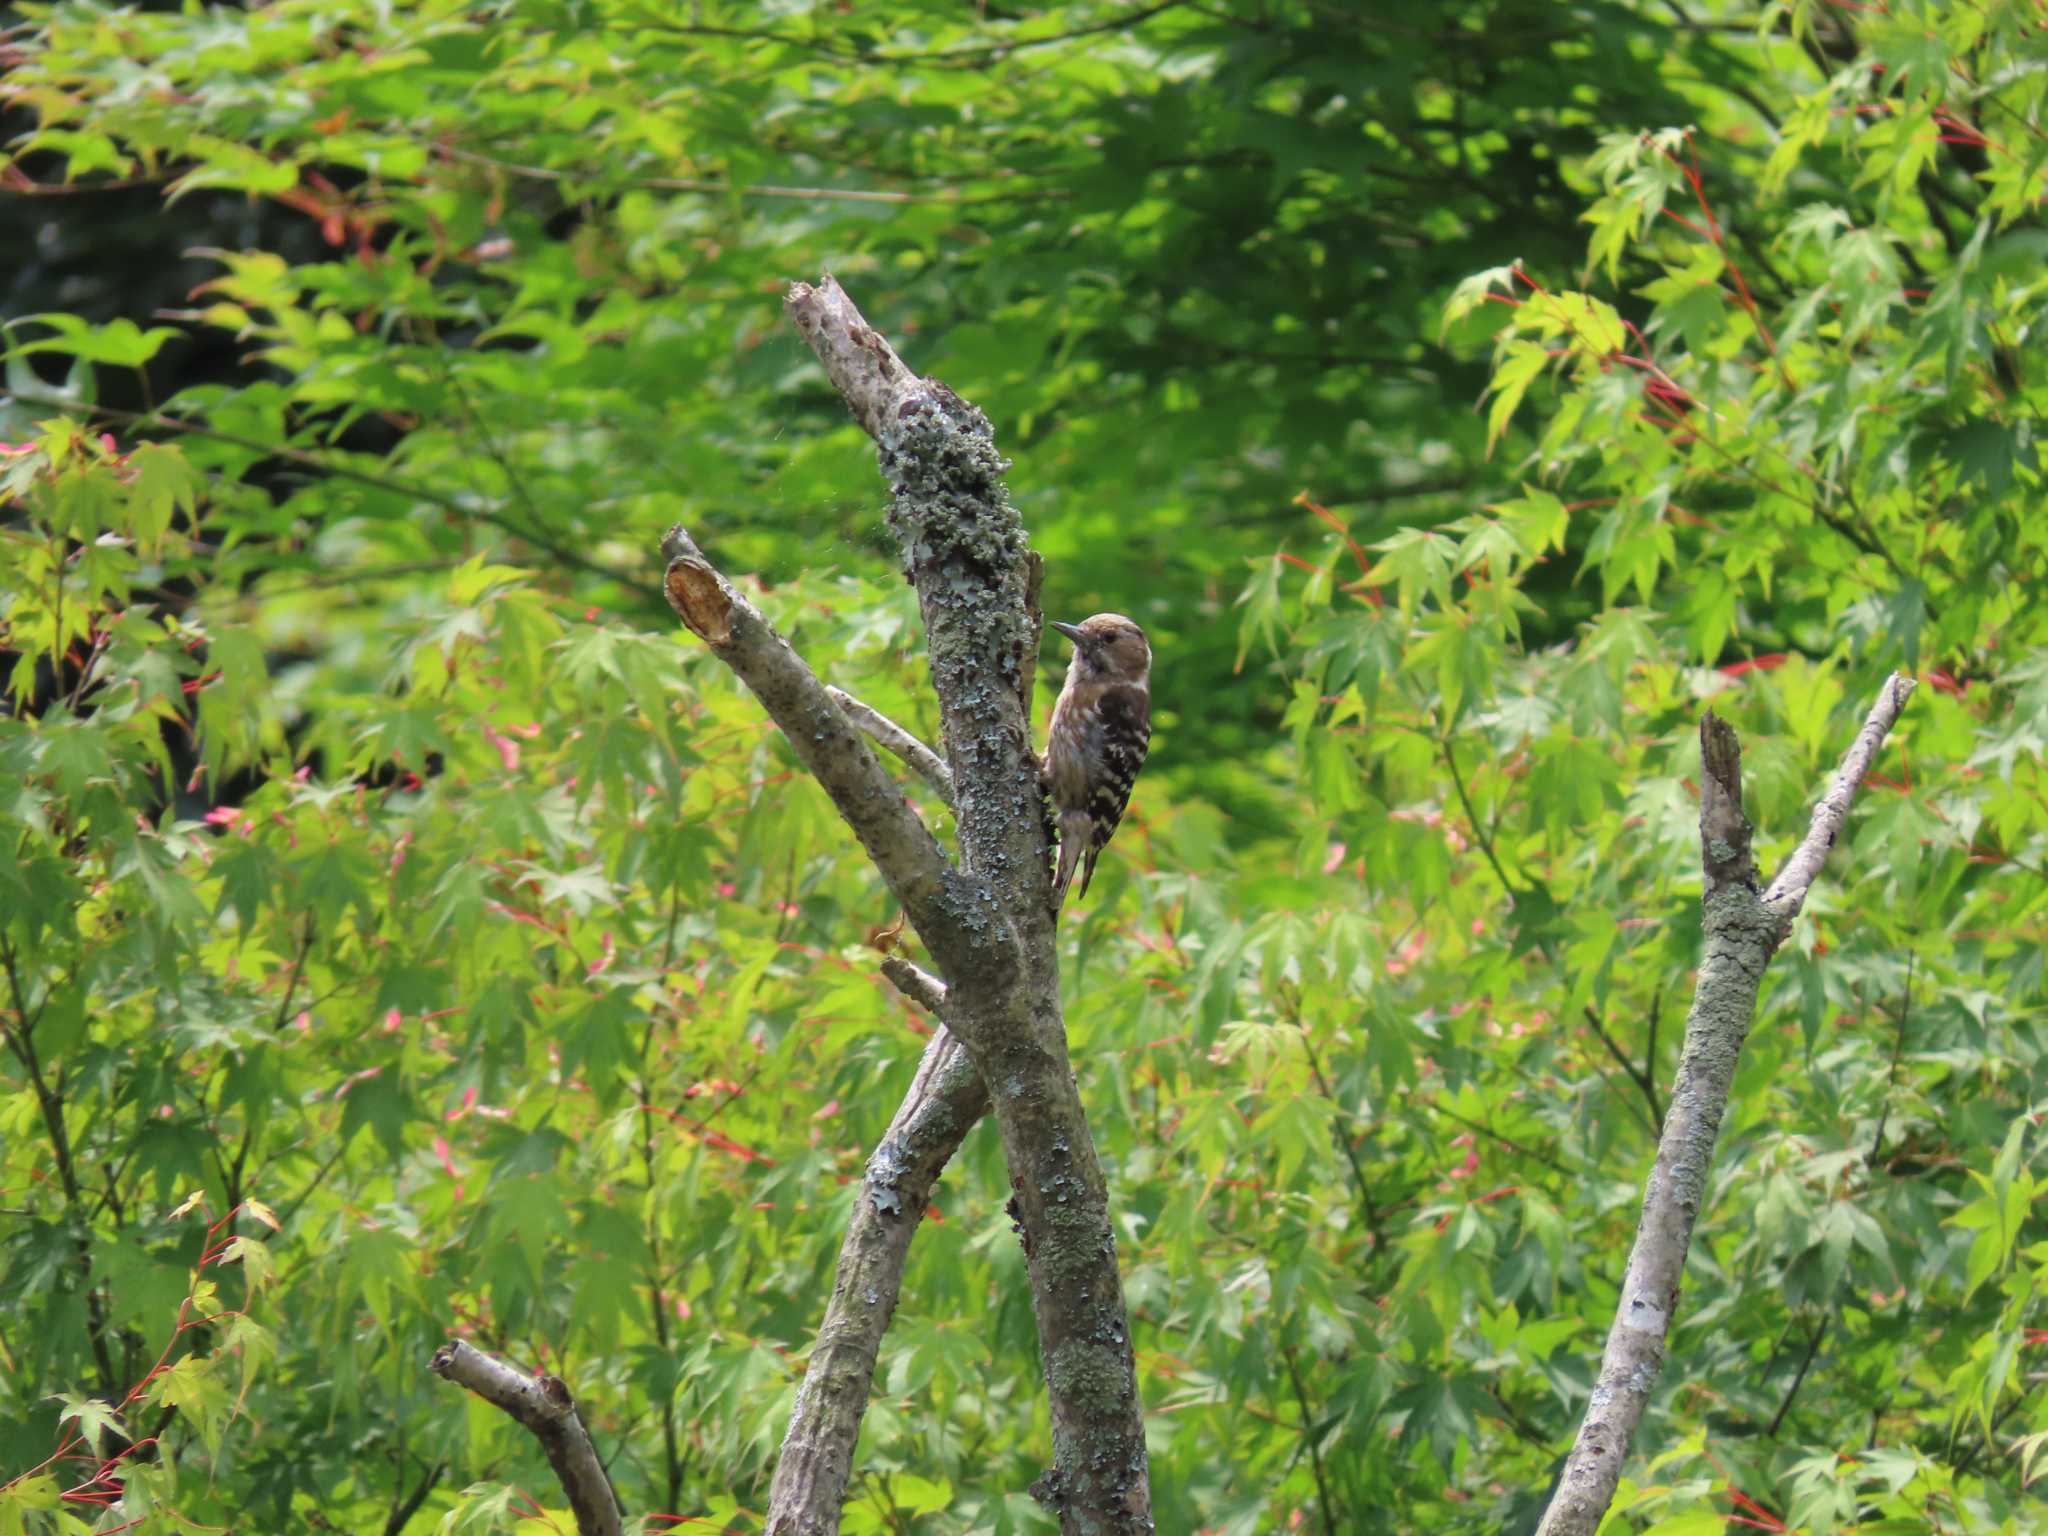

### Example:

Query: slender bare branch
xmin=1534 ymin=673 xmax=1913 ymax=1536
xmin=827 ymin=686 xmax=954 ymax=806
xmin=1763 ymin=671 xmax=1917 ymax=915
xmin=659 ymin=526 xmax=965 ymax=951
xmin=765 ymin=1027 xmax=989 ymax=1534
xmin=879 ymin=956 xmax=949 ymax=1013
xmin=381 ymin=1460 xmax=445 ymax=1536
xmin=429 ymin=1341 xmax=623 ymax=1536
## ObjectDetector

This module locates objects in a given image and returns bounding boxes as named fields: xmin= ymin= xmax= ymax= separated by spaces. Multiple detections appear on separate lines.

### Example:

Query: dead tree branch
xmin=428 ymin=1341 xmax=623 ymax=1536
xmin=765 ymin=1026 xmax=989 ymax=1532
xmin=661 ymin=273 xmax=1151 ymax=1534
xmin=659 ymin=526 xmax=966 ymax=942
xmin=1533 ymin=672 xmax=1915 ymax=1536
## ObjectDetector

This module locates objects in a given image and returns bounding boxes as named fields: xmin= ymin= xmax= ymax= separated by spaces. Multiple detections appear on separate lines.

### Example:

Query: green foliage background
xmin=2 ymin=2 xmax=2045 ymax=1533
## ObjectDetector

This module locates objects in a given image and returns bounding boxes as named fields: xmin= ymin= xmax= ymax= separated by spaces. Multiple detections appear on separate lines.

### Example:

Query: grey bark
xmin=428 ymin=1340 xmax=623 ymax=1536
xmin=662 ymin=274 xmax=1151 ymax=1535
xmin=658 ymin=528 xmax=960 ymax=937
xmin=765 ymin=1020 xmax=989 ymax=1533
xmin=662 ymin=521 xmax=994 ymax=1532
xmin=1534 ymin=673 xmax=1915 ymax=1536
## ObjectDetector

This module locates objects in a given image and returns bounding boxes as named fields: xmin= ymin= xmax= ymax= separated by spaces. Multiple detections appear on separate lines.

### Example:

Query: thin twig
xmin=220 ymin=919 xmax=316 ymax=1208
xmin=1290 ymin=1007 xmax=1381 ymax=1241
xmin=0 ymin=170 xmax=179 ymax=195
xmin=1 ymin=935 xmax=119 ymax=1395
xmin=437 ymin=144 xmax=1054 ymax=206
xmin=1441 ymin=734 xmax=1521 ymax=899
xmin=381 ymin=1459 xmax=445 ymax=1536
xmin=6 ymin=392 xmax=662 ymax=601
xmin=1445 ymin=733 xmax=1660 ymax=1133
xmin=1580 ymin=1005 xmax=1661 ymax=1136
xmin=632 ymin=964 xmax=686 ymax=1515
xmin=1424 ymin=1100 xmax=1583 ymax=1180
xmin=1951 ymin=1380 xmax=2039 ymax=1481
xmin=1868 ymin=955 xmax=1915 ymax=1168
xmin=623 ymin=0 xmax=1181 ymax=69
xmin=273 ymin=1142 xmax=351 ymax=1231
xmin=827 ymin=687 xmax=954 ymax=806
xmin=1282 ymin=1345 xmax=1337 ymax=1533
xmin=1644 ymin=991 xmax=1662 ymax=1095
xmin=1767 ymin=1317 xmax=1828 ymax=1438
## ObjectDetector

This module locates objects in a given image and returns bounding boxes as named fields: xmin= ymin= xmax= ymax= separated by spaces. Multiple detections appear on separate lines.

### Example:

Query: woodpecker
xmin=1043 ymin=612 xmax=1152 ymax=914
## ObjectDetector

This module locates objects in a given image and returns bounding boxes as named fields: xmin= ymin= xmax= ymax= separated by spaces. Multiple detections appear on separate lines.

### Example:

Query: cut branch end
xmin=663 ymin=550 xmax=735 ymax=647
xmin=1697 ymin=710 xmax=1758 ymax=893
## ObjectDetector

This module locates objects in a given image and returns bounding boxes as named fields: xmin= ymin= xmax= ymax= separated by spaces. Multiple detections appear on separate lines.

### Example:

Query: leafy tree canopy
xmin=2 ymin=2 xmax=2044 ymax=1533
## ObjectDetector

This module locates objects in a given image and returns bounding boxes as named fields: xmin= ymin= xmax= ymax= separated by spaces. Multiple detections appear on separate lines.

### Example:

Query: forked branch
xmin=1533 ymin=673 xmax=1914 ymax=1536
xmin=663 ymin=274 xmax=1151 ymax=1534
xmin=783 ymin=275 xmax=1150 ymax=1535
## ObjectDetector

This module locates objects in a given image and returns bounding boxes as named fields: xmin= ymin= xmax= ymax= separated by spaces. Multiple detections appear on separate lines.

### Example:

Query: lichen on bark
xmin=762 ymin=275 xmax=1152 ymax=1535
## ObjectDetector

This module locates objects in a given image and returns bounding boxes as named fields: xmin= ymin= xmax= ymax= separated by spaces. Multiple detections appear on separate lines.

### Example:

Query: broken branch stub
xmin=1696 ymin=711 xmax=1758 ymax=892
xmin=783 ymin=276 xmax=918 ymax=442
xmin=663 ymin=555 xmax=734 ymax=646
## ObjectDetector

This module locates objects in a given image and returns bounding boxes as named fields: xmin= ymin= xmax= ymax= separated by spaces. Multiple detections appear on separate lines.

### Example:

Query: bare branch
xmin=827 ymin=687 xmax=954 ymax=807
xmin=765 ymin=1028 xmax=989 ymax=1534
xmin=780 ymin=275 xmax=1151 ymax=1533
xmin=1764 ymin=672 xmax=1917 ymax=916
xmin=1533 ymin=673 xmax=1913 ymax=1536
xmin=659 ymin=526 xmax=963 ymax=948
xmin=429 ymin=1342 xmax=623 ymax=1536
xmin=879 ymin=956 xmax=949 ymax=1013
xmin=783 ymin=274 xmax=922 ymax=441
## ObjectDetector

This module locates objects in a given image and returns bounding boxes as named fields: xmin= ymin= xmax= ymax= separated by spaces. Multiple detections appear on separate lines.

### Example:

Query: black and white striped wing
xmin=1078 ymin=683 xmax=1151 ymax=898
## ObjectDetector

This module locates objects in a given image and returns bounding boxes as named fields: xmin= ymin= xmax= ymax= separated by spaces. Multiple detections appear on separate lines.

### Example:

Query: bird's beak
xmin=1050 ymin=621 xmax=1085 ymax=645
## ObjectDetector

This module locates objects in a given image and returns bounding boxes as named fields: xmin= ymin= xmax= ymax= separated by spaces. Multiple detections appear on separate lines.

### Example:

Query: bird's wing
xmin=1076 ymin=684 xmax=1151 ymax=898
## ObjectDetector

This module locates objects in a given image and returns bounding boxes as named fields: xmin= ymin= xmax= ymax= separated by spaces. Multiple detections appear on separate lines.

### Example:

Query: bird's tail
xmin=1051 ymin=811 xmax=1090 ymax=915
